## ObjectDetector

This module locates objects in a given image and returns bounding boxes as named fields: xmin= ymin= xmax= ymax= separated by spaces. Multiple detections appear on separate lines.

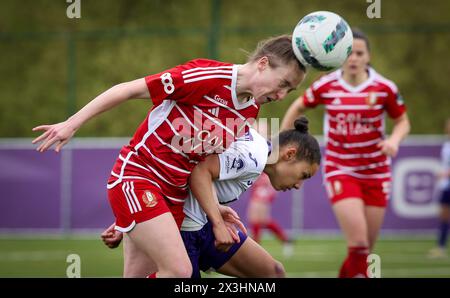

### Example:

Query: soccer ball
xmin=292 ymin=11 xmax=353 ymax=71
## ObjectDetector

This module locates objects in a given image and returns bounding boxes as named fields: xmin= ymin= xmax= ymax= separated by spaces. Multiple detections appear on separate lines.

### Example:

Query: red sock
xmin=344 ymin=246 xmax=369 ymax=278
xmin=251 ymin=223 xmax=262 ymax=243
xmin=265 ymin=220 xmax=288 ymax=242
xmin=146 ymin=272 xmax=157 ymax=278
xmin=338 ymin=257 xmax=349 ymax=278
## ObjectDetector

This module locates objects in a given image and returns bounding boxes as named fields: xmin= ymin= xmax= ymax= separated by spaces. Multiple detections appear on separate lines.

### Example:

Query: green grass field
xmin=1 ymin=236 xmax=449 ymax=278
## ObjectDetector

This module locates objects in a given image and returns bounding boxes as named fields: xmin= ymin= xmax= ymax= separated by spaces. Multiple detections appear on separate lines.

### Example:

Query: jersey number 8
xmin=160 ymin=72 xmax=175 ymax=95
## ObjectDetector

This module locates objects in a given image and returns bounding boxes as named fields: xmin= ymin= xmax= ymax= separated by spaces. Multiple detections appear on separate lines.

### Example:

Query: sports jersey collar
xmin=337 ymin=67 xmax=376 ymax=93
xmin=231 ymin=64 xmax=256 ymax=110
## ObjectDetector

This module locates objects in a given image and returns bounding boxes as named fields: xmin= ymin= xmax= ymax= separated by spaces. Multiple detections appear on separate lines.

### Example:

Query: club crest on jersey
xmin=333 ymin=180 xmax=343 ymax=195
xmin=225 ymin=156 xmax=246 ymax=173
xmin=231 ymin=158 xmax=245 ymax=171
xmin=142 ymin=191 xmax=158 ymax=208
xmin=366 ymin=92 xmax=378 ymax=107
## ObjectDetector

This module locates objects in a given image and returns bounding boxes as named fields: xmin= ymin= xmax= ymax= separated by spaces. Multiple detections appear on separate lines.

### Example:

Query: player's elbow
xmin=113 ymin=79 xmax=149 ymax=100
xmin=274 ymin=260 xmax=286 ymax=277
xmin=403 ymin=114 xmax=411 ymax=134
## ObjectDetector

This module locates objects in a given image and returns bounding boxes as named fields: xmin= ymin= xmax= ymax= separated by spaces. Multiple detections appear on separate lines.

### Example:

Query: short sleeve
xmin=217 ymin=139 xmax=265 ymax=181
xmin=384 ymin=84 xmax=406 ymax=119
xmin=302 ymin=86 xmax=323 ymax=108
xmin=145 ymin=64 xmax=194 ymax=106
xmin=145 ymin=59 xmax=229 ymax=107
xmin=217 ymin=147 xmax=249 ymax=181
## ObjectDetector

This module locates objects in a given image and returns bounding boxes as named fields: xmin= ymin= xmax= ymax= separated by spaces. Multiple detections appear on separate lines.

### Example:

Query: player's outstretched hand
xmin=101 ymin=223 xmax=123 ymax=249
xmin=32 ymin=120 xmax=77 ymax=153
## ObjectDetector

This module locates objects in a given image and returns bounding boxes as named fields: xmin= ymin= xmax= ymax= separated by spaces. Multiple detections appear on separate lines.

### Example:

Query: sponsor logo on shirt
xmin=214 ymin=95 xmax=228 ymax=105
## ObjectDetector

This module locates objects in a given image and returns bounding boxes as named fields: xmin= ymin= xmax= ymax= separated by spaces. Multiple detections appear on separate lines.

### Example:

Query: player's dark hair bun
xmin=278 ymin=115 xmax=320 ymax=165
xmin=294 ymin=116 xmax=309 ymax=134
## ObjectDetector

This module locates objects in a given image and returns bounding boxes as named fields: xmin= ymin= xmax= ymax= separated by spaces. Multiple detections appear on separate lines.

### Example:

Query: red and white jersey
xmin=301 ymin=67 xmax=406 ymax=181
xmin=250 ymin=173 xmax=277 ymax=203
xmin=107 ymin=59 xmax=260 ymax=203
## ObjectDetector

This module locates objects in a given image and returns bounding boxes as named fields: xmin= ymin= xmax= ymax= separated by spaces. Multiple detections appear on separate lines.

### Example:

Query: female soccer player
xmin=246 ymin=122 xmax=293 ymax=257
xmin=32 ymin=35 xmax=306 ymax=277
xmin=281 ymin=28 xmax=410 ymax=278
xmin=103 ymin=117 xmax=321 ymax=277
xmin=428 ymin=118 xmax=450 ymax=258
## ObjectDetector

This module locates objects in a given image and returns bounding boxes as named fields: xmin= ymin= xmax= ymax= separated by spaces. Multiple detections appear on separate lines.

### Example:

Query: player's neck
xmin=264 ymin=153 xmax=278 ymax=171
xmin=235 ymin=63 xmax=255 ymax=103
xmin=342 ymin=70 xmax=369 ymax=87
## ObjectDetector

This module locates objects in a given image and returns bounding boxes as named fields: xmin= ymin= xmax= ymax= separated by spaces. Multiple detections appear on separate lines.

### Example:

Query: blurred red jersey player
xmin=247 ymin=173 xmax=294 ymax=257
xmin=282 ymin=28 xmax=410 ymax=277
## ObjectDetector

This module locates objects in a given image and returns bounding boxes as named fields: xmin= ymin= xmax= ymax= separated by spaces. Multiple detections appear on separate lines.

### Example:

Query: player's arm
xmin=377 ymin=113 xmax=410 ymax=157
xmin=189 ymin=155 xmax=238 ymax=251
xmin=32 ymin=78 xmax=149 ymax=152
xmin=280 ymin=96 xmax=308 ymax=131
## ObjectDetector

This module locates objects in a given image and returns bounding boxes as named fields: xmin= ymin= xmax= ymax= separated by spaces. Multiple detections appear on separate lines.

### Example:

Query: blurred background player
xmin=247 ymin=173 xmax=294 ymax=257
xmin=33 ymin=35 xmax=306 ymax=277
xmin=281 ymin=28 xmax=410 ymax=277
xmin=428 ymin=118 xmax=450 ymax=258
xmin=103 ymin=117 xmax=321 ymax=277
xmin=246 ymin=122 xmax=294 ymax=257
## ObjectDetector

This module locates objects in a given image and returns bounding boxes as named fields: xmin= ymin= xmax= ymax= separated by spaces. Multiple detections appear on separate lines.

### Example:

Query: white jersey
xmin=439 ymin=140 xmax=450 ymax=190
xmin=182 ymin=128 xmax=270 ymax=231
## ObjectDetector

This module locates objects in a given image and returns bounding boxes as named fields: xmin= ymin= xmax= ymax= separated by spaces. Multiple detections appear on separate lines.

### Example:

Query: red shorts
xmin=108 ymin=180 xmax=185 ymax=232
xmin=325 ymin=175 xmax=390 ymax=207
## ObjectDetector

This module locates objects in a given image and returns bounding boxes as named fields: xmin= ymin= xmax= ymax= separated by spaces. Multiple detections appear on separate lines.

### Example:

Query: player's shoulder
xmin=239 ymin=129 xmax=269 ymax=172
xmin=311 ymin=70 xmax=340 ymax=91
xmin=184 ymin=58 xmax=233 ymax=69
xmin=223 ymin=129 xmax=268 ymax=172
xmin=179 ymin=59 xmax=235 ymax=88
xmin=370 ymin=68 xmax=399 ymax=93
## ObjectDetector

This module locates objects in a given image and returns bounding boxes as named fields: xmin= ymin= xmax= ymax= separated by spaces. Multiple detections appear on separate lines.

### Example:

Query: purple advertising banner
xmin=0 ymin=138 xmax=444 ymax=233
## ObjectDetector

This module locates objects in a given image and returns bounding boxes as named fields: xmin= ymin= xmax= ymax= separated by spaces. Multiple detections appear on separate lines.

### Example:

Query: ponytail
xmin=278 ymin=116 xmax=321 ymax=165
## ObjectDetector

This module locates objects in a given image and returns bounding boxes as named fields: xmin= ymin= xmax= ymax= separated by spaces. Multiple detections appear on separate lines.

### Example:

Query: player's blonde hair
xmin=248 ymin=35 xmax=306 ymax=73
